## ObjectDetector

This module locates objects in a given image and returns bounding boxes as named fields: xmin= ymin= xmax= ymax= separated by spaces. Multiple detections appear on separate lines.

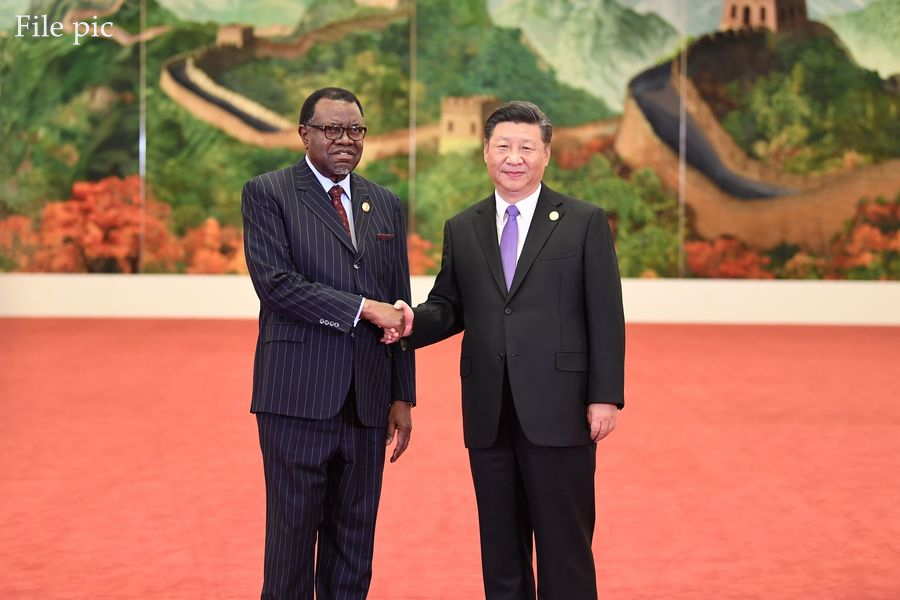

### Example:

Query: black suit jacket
xmin=242 ymin=158 xmax=415 ymax=427
xmin=406 ymin=184 xmax=623 ymax=448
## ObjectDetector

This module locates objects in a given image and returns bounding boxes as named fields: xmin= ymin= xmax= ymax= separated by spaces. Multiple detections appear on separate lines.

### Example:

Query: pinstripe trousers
xmin=257 ymin=394 xmax=386 ymax=600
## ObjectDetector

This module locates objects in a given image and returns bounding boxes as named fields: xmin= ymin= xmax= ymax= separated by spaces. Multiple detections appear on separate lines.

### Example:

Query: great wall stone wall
xmin=614 ymin=24 xmax=900 ymax=251
xmin=183 ymin=56 xmax=294 ymax=130
xmin=162 ymin=16 xmax=616 ymax=168
xmin=160 ymin=8 xmax=425 ymax=162
xmin=160 ymin=52 xmax=440 ymax=165
xmin=672 ymin=63 xmax=820 ymax=191
xmin=161 ymin=4 xmax=899 ymax=252
xmin=616 ymin=94 xmax=900 ymax=251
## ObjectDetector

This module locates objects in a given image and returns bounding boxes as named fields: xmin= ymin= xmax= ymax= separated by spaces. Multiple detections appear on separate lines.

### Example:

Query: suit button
xmin=497 ymin=353 xmax=505 ymax=360
xmin=350 ymin=331 xmax=356 ymax=338
xmin=504 ymin=308 xmax=512 ymax=315
xmin=353 ymin=263 xmax=360 ymax=270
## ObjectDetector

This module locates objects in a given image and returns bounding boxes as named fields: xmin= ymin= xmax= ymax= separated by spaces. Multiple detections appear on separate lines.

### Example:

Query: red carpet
xmin=1 ymin=319 xmax=899 ymax=599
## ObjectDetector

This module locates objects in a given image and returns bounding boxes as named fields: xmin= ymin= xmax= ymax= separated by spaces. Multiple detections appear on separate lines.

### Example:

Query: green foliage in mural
xmin=218 ymin=21 xmax=412 ymax=134
xmin=409 ymin=149 xmax=679 ymax=277
xmin=545 ymin=156 xmax=679 ymax=277
xmin=0 ymin=33 xmax=138 ymax=218
xmin=358 ymin=155 xmax=411 ymax=208
xmin=139 ymin=11 xmax=297 ymax=232
xmin=0 ymin=0 xmax=189 ymax=220
xmin=412 ymin=150 xmax=491 ymax=247
xmin=146 ymin=89 xmax=297 ymax=233
xmin=415 ymin=0 xmax=612 ymax=126
xmin=721 ymin=35 xmax=900 ymax=174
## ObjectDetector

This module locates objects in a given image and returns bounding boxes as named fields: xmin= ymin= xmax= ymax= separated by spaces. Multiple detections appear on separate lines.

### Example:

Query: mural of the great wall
xmin=1 ymin=0 xmax=898 ymax=278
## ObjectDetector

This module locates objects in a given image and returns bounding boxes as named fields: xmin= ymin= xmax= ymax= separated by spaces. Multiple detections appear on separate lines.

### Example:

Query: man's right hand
xmin=394 ymin=300 xmax=414 ymax=337
xmin=361 ymin=299 xmax=405 ymax=331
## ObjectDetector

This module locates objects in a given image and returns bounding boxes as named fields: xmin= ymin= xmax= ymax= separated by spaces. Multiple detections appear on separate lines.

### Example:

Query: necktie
xmin=500 ymin=205 xmax=520 ymax=290
xmin=328 ymin=185 xmax=352 ymax=237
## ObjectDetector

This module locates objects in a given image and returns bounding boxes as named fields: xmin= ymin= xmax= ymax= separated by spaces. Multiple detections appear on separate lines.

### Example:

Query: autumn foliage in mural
xmin=0 ymin=176 xmax=247 ymax=274
xmin=39 ymin=176 xmax=180 ymax=272
xmin=0 ymin=216 xmax=38 ymax=272
xmin=686 ymin=195 xmax=899 ymax=280
xmin=181 ymin=217 xmax=247 ymax=274
xmin=406 ymin=233 xmax=436 ymax=276
xmin=822 ymin=196 xmax=900 ymax=279
xmin=685 ymin=237 xmax=775 ymax=279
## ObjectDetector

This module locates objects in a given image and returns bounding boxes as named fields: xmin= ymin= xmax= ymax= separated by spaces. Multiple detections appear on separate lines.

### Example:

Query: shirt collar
xmin=495 ymin=183 xmax=541 ymax=221
xmin=305 ymin=154 xmax=351 ymax=199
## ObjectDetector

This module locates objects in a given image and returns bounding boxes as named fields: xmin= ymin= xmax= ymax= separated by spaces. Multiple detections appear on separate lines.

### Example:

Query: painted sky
xmin=620 ymin=0 xmax=872 ymax=35
xmin=2 ymin=0 xmax=875 ymax=31
xmin=154 ymin=0 xmax=312 ymax=27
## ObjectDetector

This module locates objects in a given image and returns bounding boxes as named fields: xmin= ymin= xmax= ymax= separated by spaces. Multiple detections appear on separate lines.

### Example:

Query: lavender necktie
xmin=500 ymin=205 xmax=520 ymax=290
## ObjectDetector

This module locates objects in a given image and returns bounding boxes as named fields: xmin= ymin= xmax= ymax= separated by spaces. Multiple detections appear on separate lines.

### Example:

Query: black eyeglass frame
xmin=305 ymin=123 xmax=368 ymax=141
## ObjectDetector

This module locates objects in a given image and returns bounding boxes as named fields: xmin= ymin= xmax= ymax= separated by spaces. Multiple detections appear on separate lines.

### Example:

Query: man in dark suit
xmin=396 ymin=101 xmax=624 ymax=599
xmin=241 ymin=87 xmax=415 ymax=599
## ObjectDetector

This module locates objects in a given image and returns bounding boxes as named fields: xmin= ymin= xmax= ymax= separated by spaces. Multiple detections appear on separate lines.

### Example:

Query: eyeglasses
xmin=305 ymin=123 xmax=368 ymax=141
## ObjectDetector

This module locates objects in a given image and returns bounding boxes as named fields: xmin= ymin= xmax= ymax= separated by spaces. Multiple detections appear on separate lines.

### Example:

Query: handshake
xmin=361 ymin=299 xmax=414 ymax=344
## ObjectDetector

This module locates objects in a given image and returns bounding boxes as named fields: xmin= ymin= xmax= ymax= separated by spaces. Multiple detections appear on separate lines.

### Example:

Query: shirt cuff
xmin=353 ymin=297 xmax=366 ymax=327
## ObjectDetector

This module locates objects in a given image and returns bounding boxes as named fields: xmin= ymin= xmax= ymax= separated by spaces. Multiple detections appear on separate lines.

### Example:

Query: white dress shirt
xmin=305 ymin=155 xmax=358 ymax=248
xmin=305 ymin=155 xmax=364 ymax=324
xmin=495 ymin=183 xmax=541 ymax=261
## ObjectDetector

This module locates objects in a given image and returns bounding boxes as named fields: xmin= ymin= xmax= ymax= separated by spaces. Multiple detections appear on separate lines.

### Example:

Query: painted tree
xmin=31 ymin=175 xmax=181 ymax=273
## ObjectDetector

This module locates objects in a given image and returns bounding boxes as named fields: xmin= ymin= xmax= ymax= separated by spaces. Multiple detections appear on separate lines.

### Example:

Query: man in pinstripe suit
xmin=242 ymin=87 xmax=416 ymax=600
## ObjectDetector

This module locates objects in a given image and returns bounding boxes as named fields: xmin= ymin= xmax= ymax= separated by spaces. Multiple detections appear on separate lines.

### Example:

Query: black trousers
xmin=256 ymin=391 xmax=385 ymax=600
xmin=468 ymin=372 xmax=598 ymax=600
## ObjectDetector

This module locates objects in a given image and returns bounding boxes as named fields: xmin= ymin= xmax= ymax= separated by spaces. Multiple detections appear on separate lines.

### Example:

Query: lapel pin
xmin=549 ymin=210 xmax=559 ymax=221
xmin=362 ymin=201 xmax=371 ymax=213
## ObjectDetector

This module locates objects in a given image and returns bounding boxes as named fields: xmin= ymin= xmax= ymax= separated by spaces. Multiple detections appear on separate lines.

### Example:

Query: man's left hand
xmin=587 ymin=403 xmax=619 ymax=442
xmin=385 ymin=400 xmax=413 ymax=463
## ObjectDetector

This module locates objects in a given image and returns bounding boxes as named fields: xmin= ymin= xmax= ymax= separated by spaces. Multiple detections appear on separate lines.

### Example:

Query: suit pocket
xmin=538 ymin=246 xmax=576 ymax=261
xmin=460 ymin=357 xmax=472 ymax=377
xmin=556 ymin=351 xmax=588 ymax=372
xmin=264 ymin=322 xmax=307 ymax=343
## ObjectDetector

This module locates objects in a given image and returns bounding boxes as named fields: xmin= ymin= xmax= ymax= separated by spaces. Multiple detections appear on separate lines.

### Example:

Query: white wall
xmin=1 ymin=274 xmax=898 ymax=324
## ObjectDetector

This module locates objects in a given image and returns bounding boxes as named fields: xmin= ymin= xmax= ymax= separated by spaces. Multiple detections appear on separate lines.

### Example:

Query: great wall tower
xmin=438 ymin=96 xmax=502 ymax=155
xmin=720 ymin=0 xmax=808 ymax=33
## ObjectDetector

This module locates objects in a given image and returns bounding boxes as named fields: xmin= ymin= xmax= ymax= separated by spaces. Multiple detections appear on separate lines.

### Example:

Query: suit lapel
xmin=507 ymin=187 xmax=564 ymax=299
xmin=292 ymin=160 xmax=355 ymax=254
xmin=472 ymin=195 xmax=508 ymax=298
xmin=350 ymin=174 xmax=370 ymax=260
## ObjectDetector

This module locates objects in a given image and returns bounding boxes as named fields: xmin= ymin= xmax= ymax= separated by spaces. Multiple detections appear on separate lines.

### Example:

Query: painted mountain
xmin=826 ymin=0 xmax=900 ymax=77
xmin=488 ymin=0 xmax=679 ymax=112
xmin=618 ymin=0 xmax=875 ymax=38
xmin=808 ymin=0 xmax=872 ymax=18
xmin=618 ymin=0 xmax=723 ymax=35
xmin=154 ymin=0 xmax=313 ymax=28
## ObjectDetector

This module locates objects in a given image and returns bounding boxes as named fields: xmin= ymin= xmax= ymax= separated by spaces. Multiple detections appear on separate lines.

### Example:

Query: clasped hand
xmin=361 ymin=299 xmax=413 ymax=343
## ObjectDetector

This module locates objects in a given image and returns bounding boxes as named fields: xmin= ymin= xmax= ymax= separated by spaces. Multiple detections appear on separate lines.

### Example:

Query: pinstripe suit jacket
xmin=242 ymin=158 xmax=415 ymax=427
